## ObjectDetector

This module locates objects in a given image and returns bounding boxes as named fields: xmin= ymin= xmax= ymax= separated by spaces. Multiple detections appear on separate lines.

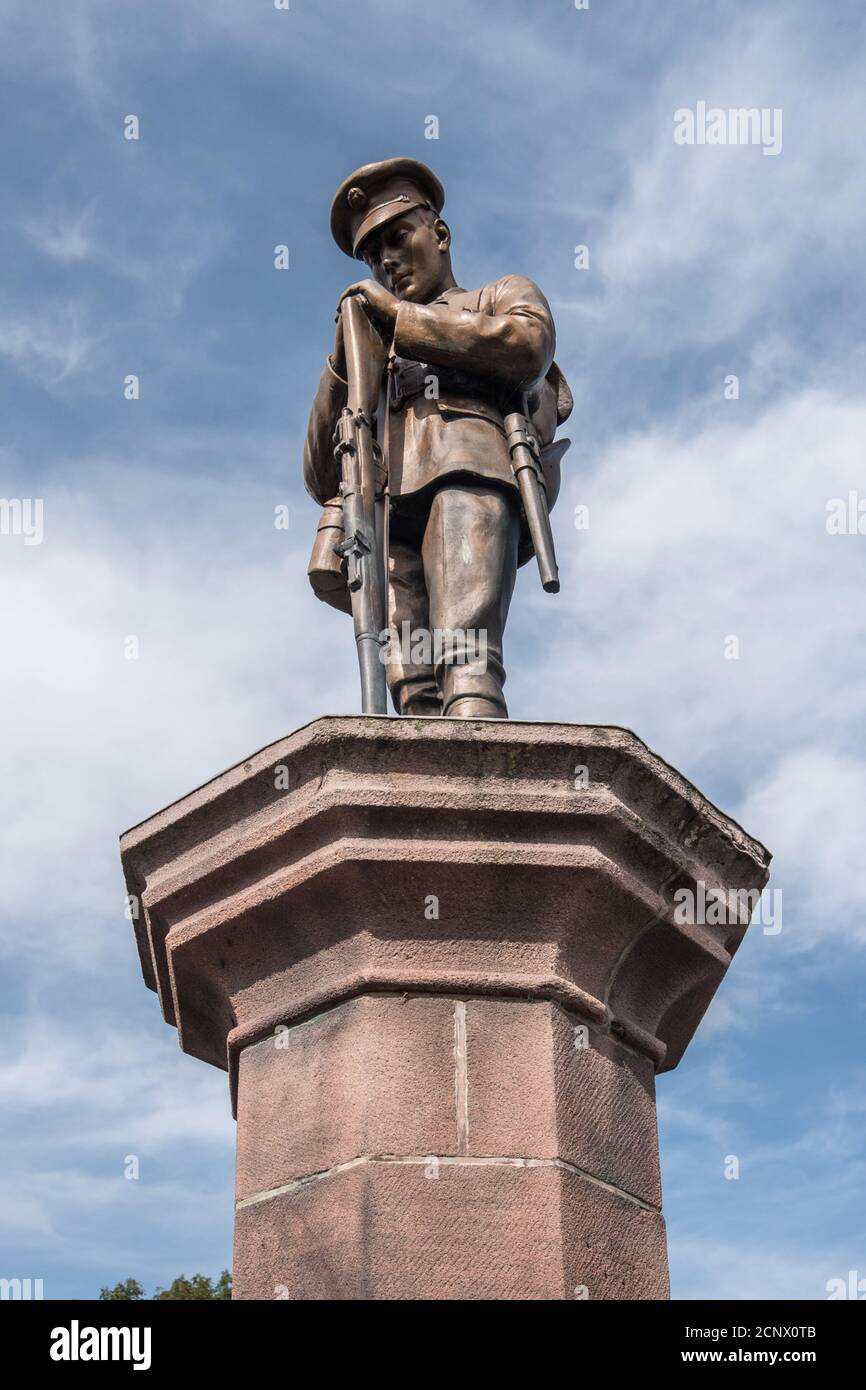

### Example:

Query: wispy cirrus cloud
xmin=0 ymin=304 xmax=98 ymax=380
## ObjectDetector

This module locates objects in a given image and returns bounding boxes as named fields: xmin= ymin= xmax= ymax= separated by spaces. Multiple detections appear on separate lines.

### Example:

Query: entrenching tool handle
xmin=504 ymin=411 xmax=560 ymax=594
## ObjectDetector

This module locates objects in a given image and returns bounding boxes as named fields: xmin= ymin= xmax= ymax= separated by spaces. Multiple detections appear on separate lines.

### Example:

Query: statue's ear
xmin=433 ymin=217 xmax=451 ymax=252
xmin=546 ymin=361 xmax=574 ymax=424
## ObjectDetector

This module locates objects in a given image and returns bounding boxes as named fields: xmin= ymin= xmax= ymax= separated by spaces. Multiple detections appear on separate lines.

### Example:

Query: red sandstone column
xmin=120 ymin=717 xmax=770 ymax=1301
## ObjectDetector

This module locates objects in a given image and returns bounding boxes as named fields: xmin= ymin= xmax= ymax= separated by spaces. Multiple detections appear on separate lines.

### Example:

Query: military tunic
xmin=303 ymin=274 xmax=566 ymax=716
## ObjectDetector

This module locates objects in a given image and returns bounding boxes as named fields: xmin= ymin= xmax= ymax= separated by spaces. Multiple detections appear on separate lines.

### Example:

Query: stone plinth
xmin=120 ymin=716 xmax=770 ymax=1301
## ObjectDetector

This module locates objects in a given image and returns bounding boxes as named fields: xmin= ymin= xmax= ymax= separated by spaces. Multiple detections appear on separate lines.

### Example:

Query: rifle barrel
xmin=335 ymin=297 xmax=389 ymax=715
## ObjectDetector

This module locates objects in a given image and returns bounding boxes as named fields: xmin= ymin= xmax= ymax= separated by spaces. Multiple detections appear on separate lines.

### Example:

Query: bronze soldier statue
xmin=304 ymin=157 xmax=572 ymax=719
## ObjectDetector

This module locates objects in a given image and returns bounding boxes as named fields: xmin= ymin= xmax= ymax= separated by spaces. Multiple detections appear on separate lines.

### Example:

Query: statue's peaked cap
xmin=330 ymin=157 xmax=445 ymax=259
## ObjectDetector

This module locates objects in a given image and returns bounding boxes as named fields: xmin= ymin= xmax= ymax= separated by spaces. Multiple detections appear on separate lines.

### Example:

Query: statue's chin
xmin=402 ymin=287 xmax=439 ymax=305
xmin=394 ymin=276 xmax=444 ymax=304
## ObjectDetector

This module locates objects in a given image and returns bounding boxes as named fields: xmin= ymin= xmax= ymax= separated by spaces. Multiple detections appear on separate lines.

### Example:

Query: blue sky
xmin=1 ymin=0 xmax=864 ymax=1300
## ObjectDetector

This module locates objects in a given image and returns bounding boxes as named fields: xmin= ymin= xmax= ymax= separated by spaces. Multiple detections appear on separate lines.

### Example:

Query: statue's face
xmin=362 ymin=211 xmax=452 ymax=303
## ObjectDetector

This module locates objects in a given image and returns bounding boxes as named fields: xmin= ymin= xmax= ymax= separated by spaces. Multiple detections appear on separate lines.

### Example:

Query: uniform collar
xmin=431 ymin=285 xmax=466 ymax=305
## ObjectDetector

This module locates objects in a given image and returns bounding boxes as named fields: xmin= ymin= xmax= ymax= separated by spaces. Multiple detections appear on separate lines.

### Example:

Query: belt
xmin=388 ymin=357 xmax=505 ymax=415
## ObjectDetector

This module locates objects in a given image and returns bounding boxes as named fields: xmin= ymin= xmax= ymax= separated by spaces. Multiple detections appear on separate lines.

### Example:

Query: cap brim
xmin=352 ymin=197 xmax=430 ymax=257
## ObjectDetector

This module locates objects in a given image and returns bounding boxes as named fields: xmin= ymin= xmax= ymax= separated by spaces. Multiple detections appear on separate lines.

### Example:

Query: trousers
xmin=385 ymin=480 xmax=520 ymax=718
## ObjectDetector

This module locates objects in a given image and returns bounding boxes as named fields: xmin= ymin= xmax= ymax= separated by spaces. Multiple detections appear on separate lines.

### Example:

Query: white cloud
xmin=21 ymin=203 xmax=98 ymax=264
xmin=0 ymin=451 xmax=353 ymax=968
xmin=0 ymin=306 xmax=97 ymax=380
xmin=663 ymin=1069 xmax=866 ymax=1298
xmin=0 ymin=1013 xmax=233 ymax=1153
xmin=526 ymin=388 xmax=865 ymax=751
xmin=672 ymin=1237 xmax=840 ymax=1301
xmin=572 ymin=8 xmax=866 ymax=352
xmin=740 ymin=751 xmax=866 ymax=945
xmin=508 ymin=386 xmax=866 ymax=947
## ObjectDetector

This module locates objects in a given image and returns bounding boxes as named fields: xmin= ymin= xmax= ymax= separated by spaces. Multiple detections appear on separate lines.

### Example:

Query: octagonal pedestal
xmin=120 ymin=716 xmax=770 ymax=1301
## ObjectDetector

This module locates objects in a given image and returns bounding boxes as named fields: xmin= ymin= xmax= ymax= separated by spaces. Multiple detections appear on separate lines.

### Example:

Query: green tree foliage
xmin=98 ymin=1278 xmax=145 ymax=1301
xmin=154 ymin=1271 xmax=232 ymax=1300
xmin=98 ymin=1271 xmax=231 ymax=1300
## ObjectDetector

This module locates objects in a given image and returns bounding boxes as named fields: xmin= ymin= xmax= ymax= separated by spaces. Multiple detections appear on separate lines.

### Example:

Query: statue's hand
xmin=337 ymin=280 xmax=399 ymax=332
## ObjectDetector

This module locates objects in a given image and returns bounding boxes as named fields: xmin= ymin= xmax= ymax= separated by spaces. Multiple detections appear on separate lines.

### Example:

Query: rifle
xmin=504 ymin=403 xmax=560 ymax=593
xmin=332 ymin=295 xmax=389 ymax=714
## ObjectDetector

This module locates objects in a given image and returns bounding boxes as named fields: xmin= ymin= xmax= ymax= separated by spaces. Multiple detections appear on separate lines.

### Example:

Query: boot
xmin=444 ymin=695 xmax=508 ymax=719
xmin=402 ymin=696 xmax=444 ymax=717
